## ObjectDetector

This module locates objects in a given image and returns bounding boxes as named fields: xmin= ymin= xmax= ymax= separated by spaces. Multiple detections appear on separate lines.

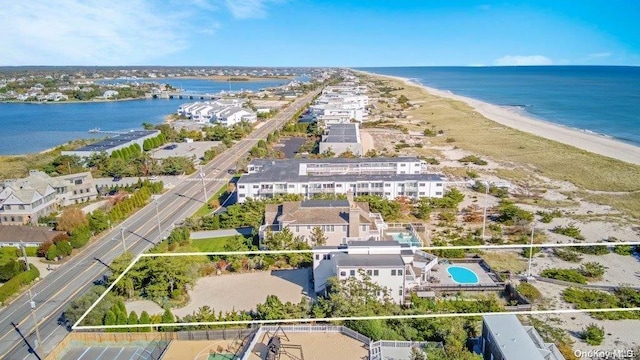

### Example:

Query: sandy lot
xmin=359 ymin=129 xmax=375 ymax=154
xmin=127 ymin=269 xmax=313 ymax=319
xmin=249 ymin=332 xmax=369 ymax=360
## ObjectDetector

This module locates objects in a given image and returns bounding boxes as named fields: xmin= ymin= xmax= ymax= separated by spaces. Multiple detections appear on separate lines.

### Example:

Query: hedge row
xmin=0 ymin=264 xmax=40 ymax=305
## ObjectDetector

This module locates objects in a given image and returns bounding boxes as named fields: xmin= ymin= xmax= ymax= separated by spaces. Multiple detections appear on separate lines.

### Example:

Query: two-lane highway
xmin=0 ymin=88 xmax=321 ymax=359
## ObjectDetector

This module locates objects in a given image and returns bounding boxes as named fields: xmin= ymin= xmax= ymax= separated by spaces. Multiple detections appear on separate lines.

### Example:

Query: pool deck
xmin=429 ymin=263 xmax=498 ymax=287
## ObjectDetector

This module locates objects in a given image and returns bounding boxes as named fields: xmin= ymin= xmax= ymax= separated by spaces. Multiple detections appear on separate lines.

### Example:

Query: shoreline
xmin=358 ymin=70 xmax=640 ymax=166
xmin=0 ymin=97 xmax=151 ymax=105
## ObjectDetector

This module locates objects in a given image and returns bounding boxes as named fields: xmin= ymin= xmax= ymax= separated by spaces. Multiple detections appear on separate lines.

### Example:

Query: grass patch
xmin=577 ymin=192 xmax=640 ymax=219
xmin=364 ymin=76 xmax=640 ymax=193
xmin=480 ymin=251 xmax=527 ymax=274
xmin=191 ymin=235 xmax=250 ymax=252
xmin=493 ymin=168 xmax=533 ymax=183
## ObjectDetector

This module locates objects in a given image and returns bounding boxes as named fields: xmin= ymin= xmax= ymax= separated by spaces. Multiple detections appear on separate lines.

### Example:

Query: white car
xmin=149 ymin=176 xmax=159 ymax=181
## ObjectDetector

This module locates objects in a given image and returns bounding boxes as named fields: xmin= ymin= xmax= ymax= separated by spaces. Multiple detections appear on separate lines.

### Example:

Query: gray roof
xmin=334 ymin=253 xmax=405 ymax=268
xmin=73 ymin=130 xmax=159 ymax=153
xmin=238 ymin=158 xmax=442 ymax=184
xmin=483 ymin=315 xmax=563 ymax=360
xmin=323 ymin=123 xmax=359 ymax=144
xmin=0 ymin=225 xmax=64 ymax=244
xmin=300 ymin=199 xmax=350 ymax=208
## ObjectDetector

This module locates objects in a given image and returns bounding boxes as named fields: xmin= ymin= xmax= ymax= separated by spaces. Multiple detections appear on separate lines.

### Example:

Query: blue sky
xmin=1 ymin=0 xmax=639 ymax=66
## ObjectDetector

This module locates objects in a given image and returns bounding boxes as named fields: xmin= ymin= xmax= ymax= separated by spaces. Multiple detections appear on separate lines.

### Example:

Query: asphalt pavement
xmin=0 ymin=89 xmax=321 ymax=360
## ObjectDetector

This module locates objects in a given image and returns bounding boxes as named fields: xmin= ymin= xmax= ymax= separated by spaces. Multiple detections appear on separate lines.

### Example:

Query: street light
xmin=19 ymin=241 xmax=42 ymax=354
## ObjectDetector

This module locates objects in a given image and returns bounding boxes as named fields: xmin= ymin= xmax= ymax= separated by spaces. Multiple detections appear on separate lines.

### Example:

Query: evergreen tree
xmin=128 ymin=311 xmax=139 ymax=332
xmin=160 ymin=308 xmax=175 ymax=331
xmin=138 ymin=311 xmax=152 ymax=332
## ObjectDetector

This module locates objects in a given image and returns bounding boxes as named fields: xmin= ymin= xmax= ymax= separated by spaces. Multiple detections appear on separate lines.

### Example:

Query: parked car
xmin=112 ymin=176 xmax=122 ymax=182
xmin=149 ymin=175 xmax=158 ymax=181
xmin=164 ymin=144 xmax=178 ymax=150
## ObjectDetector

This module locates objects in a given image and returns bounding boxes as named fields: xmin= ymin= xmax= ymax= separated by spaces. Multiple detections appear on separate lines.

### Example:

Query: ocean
xmin=361 ymin=66 xmax=640 ymax=146
xmin=0 ymin=78 xmax=288 ymax=155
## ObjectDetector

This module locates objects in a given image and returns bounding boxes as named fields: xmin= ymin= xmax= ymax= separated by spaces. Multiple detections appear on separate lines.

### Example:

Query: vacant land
xmin=191 ymin=235 xmax=251 ymax=252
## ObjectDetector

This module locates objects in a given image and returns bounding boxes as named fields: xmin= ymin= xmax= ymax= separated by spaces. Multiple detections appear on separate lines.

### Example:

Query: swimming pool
xmin=447 ymin=266 xmax=479 ymax=284
xmin=388 ymin=231 xmax=422 ymax=247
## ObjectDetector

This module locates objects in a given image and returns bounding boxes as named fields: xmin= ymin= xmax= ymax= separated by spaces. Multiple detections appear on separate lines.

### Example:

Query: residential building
xmin=215 ymin=107 xmax=257 ymax=126
xmin=260 ymin=198 xmax=387 ymax=247
xmin=103 ymin=90 xmax=119 ymax=98
xmin=318 ymin=123 xmax=362 ymax=156
xmin=312 ymin=240 xmax=438 ymax=304
xmin=236 ymin=157 xmax=445 ymax=203
xmin=480 ymin=314 xmax=565 ymax=360
xmin=0 ymin=170 xmax=98 ymax=225
xmin=0 ymin=225 xmax=64 ymax=248
xmin=61 ymin=130 xmax=160 ymax=158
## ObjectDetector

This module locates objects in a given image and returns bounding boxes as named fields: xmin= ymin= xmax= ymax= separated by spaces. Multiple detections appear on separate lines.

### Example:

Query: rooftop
xmin=0 ymin=225 xmax=64 ymax=243
xmin=322 ymin=123 xmax=360 ymax=144
xmin=71 ymin=130 xmax=160 ymax=153
xmin=334 ymin=253 xmax=405 ymax=268
xmin=483 ymin=314 xmax=564 ymax=360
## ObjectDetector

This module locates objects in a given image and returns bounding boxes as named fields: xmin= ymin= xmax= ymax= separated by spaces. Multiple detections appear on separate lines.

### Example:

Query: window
xmin=350 ymin=269 xmax=355 ymax=276
xmin=435 ymin=191 xmax=443 ymax=196
xmin=336 ymin=184 xmax=342 ymax=187
xmin=398 ymin=269 xmax=403 ymax=276
xmin=252 ymin=185 xmax=259 ymax=189
xmin=323 ymin=254 xmax=331 ymax=260
xmin=307 ymin=226 xmax=311 ymax=230
xmin=18 ymin=205 xmax=25 ymax=210
xmin=340 ymin=271 xmax=346 ymax=277
xmin=295 ymin=226 xmax=299 ymax=233
xmin=384 ymin=183 xmax=391 ymax=187
xmin=5 ymin=205 xmax=10 ymax=210
xmin=373 ymin=270 xmax=379 ymax=276
xmin=419 ymin=192 xmax=425 ymax=195
xmin=399 ymin=288 xmax=403 ymax=296
xmin=366 ymin=270 xmax=372 ymax=276
xmin=239 ymin=185 xmax=245 ymax=189
xmin=419 ymin=183 xmax=426 ymax=186
xmin=400 ymin=163 xmax=406 ymax=167
xmin=288 ymin=184 xmax=295 ymax=188
xmin=315 ymin=254 xmax=320 ymax=260
xmin=342 ymin=225 xmax=347 ymax=232
xmin=436 ymin=183 xmax=443 ymax=187
xmin=74 ymin=179 xmax=83 ymax=185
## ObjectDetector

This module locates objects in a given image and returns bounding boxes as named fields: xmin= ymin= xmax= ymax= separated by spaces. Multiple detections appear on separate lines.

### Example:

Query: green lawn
xmin=0 ymin=247 xmax=18 ymax=266
xmin=191 ymin=235 xmax=250 ymax=252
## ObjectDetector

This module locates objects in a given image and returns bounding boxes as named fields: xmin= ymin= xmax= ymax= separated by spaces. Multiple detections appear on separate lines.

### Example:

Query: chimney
xmin=348 ymin=205 xmax=360 ymax=238
xmin=346 ymin=190 xmax=354 ymax=204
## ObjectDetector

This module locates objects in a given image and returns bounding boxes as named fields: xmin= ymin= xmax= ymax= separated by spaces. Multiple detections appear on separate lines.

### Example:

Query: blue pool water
xmin=389 ymin=232 xmax=421 ymax=247
xmin=447 ymin=266 xmax=479 ymax=284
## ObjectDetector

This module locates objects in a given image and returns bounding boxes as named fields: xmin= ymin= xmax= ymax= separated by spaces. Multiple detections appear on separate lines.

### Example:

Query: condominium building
xmin=260 ymin=198 xmax=387 ymax=247
xmin=0 ymin=170 xmax=98 ymax=225
xmin=318 ymin=123 xmax=362 ymax=156
xmin=236 ymin=157 xmax=445 ymax=203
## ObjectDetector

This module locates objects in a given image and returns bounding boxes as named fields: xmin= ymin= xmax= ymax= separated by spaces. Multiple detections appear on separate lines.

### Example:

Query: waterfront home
xmin=103 ymin=90 xmax=119 ymax=98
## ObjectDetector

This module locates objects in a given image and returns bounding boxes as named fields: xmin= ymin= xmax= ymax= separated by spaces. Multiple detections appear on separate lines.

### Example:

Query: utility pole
xmin=200 ymin=167 xmax=208 ymax=204
xmin=120 ymin=226 xmax=126 ymax=253
xmin=527 ymin=222 xmax=536 ymax=279
xmin=155 ymin=199 xmax=162 ymax=239
xmin=481 ymin=181 xmax=489 ymax=240
xmin=19 ymin=241 xmax=42 ymax=355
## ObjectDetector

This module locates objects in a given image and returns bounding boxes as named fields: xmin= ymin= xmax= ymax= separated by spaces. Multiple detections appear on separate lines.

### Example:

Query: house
xmin=0 ymin=225 xmax=64 ymax=248
xmin=103 ymin=90 xmax=119 ymax=98
xmin=236 ymin=157 xmax=445 ymax=203
xmin=0 ymin=170 xmax=98 ymax=225
xmin=260 ymin=198 xmax=387 ymax=247
xmin=479 ymin=314 xmax=565 ymax=360
xmin=214 ymin=107 xmax=257 ymax=126
xmin=61 ymin=130 xmax=160 ymax=158
xmin=312 ymin=240 xmax=438 ymax=304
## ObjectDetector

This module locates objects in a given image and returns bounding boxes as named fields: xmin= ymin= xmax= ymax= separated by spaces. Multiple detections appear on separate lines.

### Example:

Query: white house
xmin=312 ymin=240 xmax=438 ymax=304
xmin=215 ymin=107 xmax=257 ymax=126
xmin=103 ymin=90 xmax=119 ymax=98
xmin=236 ymin=157 xmax=445 ymax=203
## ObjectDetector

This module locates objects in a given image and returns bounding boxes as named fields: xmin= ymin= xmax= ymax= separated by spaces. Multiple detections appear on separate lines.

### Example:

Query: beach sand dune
xmin=362 ymin=72 xmax=640 ymax=166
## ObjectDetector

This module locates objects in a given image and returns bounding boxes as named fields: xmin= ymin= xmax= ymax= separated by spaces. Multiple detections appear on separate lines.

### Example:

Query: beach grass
xmin=191 ymin=235 xmax=250 ymax=252
xmin=366 ymin=76 xmax=640 ymax=193
xmin=576 ymin=192 xmax=640 ymax=219
xmin=480 ymin=251 xmax=528 ymax=274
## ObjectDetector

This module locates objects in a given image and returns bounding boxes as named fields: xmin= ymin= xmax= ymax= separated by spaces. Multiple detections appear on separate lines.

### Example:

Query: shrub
xmin=583 ymin=324 xmax=605 ymax=345
xmin=70 ymin=226 xmax=92 ymax=249
xmin=540 ymin=268 xmax=587 ymax=284
xmin=496 ymin=200 xmax=534 ymax=225
xmin=553 ymin=248 xmax=583 ymax=262
xmin=613 ymin=245 xmax=633 ymax=256
xmin=575 ymin=245 xmax=609 ymax=255
xmin=550 ymin=223 xmax=585 ymax=240
xmin=579 ymin=262 xmax=606 ymax=279
xmin=516 ymin=282 xmax=542 ymax=302
xmin=537 ymin=210 xmax=562 ymax=223
xmin=458 ymin=155 xmax=488 ymax=165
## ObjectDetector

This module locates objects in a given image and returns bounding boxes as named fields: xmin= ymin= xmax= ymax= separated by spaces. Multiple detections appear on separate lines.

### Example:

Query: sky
xmin=1 ymin=0 xmax=639 ymax=67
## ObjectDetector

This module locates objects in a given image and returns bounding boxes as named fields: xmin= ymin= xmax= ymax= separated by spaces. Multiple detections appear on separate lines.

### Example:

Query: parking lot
xmin=151 ymin=141 xmax=221 ymax=163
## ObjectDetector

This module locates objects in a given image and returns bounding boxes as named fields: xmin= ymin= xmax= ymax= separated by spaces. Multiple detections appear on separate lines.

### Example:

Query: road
xmin=0 ymin=89 xmax=321 ymax=360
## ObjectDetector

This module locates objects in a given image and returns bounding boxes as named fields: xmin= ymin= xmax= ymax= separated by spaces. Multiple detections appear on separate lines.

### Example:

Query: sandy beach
xmin=359 ymin=71 xmax=640 ymax=166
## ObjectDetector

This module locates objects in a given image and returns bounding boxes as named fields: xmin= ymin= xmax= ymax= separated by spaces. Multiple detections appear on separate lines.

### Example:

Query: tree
xmin=88 ymin=209 xmax=109 ymax=233
xmin=46 ymin=244 xmax=59 ymax=261
xmin=103 ymin=310 xmax=116 ymax=327
xmin=160 ymin=308 xmax=175 ymax=331
xmin=139 ymin=311 xmax=152 ymax=332
xmin=309 ymin=226 xmax=327 ymax=246
xmin=410 ymin=346 xmax=427 ymax=360
xmin=56 ymin=208 xmax=89 ymax=232
xmin=128 ymin=311 xmax=139 ymax=332
xmin=56 ymin=241 xmax=73 ymax=257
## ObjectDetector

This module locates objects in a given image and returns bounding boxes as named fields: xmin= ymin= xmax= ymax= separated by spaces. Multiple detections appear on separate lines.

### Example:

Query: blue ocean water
xmin=361 ymin=66 xmax=640 ymax=146
xmin=0 ymin=78 xmax=288 ymax=155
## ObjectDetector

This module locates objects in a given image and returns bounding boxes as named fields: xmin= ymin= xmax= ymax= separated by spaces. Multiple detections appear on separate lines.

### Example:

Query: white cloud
xmin=224 ymin=0 xmax=281 ymax=19
xmin=494 ymin=55 xmax=553 ymax=66
xmin=588 ymin=52 xmax=612 ymax=59
xmin=0 ymin=0 xmax=189 ymax=65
